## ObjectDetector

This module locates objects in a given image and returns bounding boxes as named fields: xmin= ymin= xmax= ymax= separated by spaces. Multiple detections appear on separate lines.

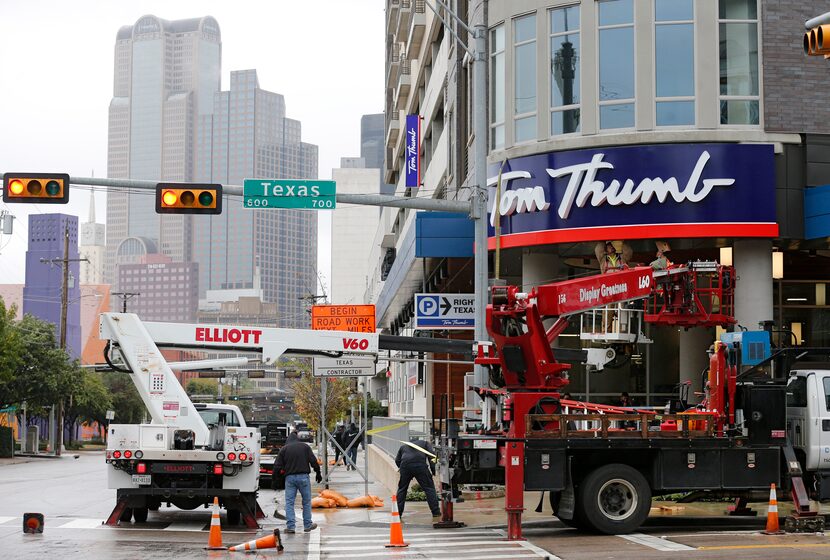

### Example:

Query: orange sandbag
xmin=320 ymin=489 xmax=349 ymax=507
xmin=311 ymin=497 xmax=336 ymax=508
xmin=371 ymin=495 xmax=384 ymax=507
xmin=328 ymin=459 xmax=337 ymax=465
xmin=347 ymin=495 xmax=375 ymax=508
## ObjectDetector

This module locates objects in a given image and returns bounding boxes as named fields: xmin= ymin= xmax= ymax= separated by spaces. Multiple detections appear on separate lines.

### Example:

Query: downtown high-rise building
xmin=105 ymin=15 xmax=221 ymax=284
xmin=194 ymin=70 xmax=318 ymax=328
xmin=361 ymin=113 xmax=394 ymax=195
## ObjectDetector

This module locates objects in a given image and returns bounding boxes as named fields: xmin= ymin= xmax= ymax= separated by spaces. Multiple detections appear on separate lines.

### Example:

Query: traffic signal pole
xmin=2 ymin=1 xmax=495 ymax=430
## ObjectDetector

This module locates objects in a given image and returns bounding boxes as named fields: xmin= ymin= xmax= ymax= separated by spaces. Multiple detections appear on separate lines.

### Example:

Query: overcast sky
xmin=0 ymin=0 xmax=385 ymax=292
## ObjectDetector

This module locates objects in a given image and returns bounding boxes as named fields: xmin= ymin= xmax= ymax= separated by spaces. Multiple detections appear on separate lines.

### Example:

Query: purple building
xmin=23 ymin=214 xmax=81 ymax=359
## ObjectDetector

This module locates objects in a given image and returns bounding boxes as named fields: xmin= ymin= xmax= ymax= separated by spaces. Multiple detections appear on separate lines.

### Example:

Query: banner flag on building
xmin=405 ymin=114 xmax=420 ymax=188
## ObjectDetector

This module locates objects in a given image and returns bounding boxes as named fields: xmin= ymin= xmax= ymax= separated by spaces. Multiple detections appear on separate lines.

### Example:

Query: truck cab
xmin=194 ymin=403 xmax=246 ymax=428
xmin=787 ymin=370 xmax=830 ymax=497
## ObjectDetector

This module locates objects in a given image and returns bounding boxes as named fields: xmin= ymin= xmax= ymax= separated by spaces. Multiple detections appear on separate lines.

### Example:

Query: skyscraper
xmin=194 ymin=70 xmax=318 ymax=328
xmin=106 ymin=15 xmax=221 ymax=284
xmin=79 ymin=189 xmax=106 ymax=285
xmin=361 ymin=113 xmax=394 ymax=195
xmin=23 ymin=214 xmax=81 ymax=359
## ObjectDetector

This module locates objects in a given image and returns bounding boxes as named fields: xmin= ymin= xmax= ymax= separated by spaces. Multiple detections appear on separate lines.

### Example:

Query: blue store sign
xmin=405 ymin=114 xmax=420 ymax=188
xmin=486 ymin=143 xmax=778 ymax=248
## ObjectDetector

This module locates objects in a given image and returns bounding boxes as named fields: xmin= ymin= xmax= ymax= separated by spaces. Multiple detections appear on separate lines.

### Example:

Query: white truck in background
xmin=99 ymin=312 xmax=378 ymax=527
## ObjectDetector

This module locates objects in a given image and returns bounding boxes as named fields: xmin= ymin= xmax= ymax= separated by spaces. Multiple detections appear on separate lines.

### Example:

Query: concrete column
xmin=522 ymin=249 xmax=560 ymax=290
xmin=733 ymin=239 xmax=774 ymax=331
xmin=678 ymin=328 xmax=713 ymax=397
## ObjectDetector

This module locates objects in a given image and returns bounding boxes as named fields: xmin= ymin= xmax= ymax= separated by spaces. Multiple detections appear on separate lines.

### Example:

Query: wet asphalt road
xmin=4 ymin=452 xmax=830 ymax=559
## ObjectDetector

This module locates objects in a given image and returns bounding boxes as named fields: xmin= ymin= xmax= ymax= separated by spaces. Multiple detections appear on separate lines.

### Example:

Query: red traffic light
xmin=3 ymin=173 xmax=69 ymax=204
xmin=155 ymin=183 xmax=222 ymax=214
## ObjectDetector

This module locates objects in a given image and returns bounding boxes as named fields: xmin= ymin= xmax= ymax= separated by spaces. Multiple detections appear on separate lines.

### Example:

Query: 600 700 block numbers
xmin=242 ymin=179 xmax=336 ymax=210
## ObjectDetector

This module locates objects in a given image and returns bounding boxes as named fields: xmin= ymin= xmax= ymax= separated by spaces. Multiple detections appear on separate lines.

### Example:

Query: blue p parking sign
xmin=415 ymin=293 xmax=475 ymax=329
xmin=417 ymin=295 xmax=440 ymax=317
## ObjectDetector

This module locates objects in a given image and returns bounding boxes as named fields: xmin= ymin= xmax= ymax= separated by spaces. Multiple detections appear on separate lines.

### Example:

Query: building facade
xmin=361 ymin=113 xmax=395 ymax=195
xmin=379 ymin=0 xmax=830 ymax=415
xmin=79 ymin=190 xmax=106 ymax=285
xmin=22 ymin=214 xmax=81 ymax=359
xmin=106 ymin=15 xmax=222 ymax=285
xmin=330 ymin=167 xmax=381 ymax=305
xmin=194 ymin=69 xmax=318 ymax=329
xmin=117 ymin=255 xmax=199 ymax=323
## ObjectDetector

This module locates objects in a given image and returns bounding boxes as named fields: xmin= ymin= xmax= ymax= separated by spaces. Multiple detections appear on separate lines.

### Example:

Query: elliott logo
xmin=342 ymin=338 xmax=369 ymax=350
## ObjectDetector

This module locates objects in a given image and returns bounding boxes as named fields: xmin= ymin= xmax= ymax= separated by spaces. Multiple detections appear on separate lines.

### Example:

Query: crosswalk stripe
xmin=320 ymin=540 xmax=541 ymax=552
xmin=56 ymin=519 xmax=103 ymax=529
xmin=321 ymin=530 xmax=496 ymax=539
xmin=307 ymin=525 xmax=321 ymax=560
xmin=328 ymin=548 xmax=542 ymax=559
xmin=493 ymin=528 xmax=563 ymax=560
xmin=619 ymin=533 xmax=696 ymax=552
xmin=163 ymin=521 xmax=207 ymax=532
xmin=0 ymin=517 xmax=16 ymax=525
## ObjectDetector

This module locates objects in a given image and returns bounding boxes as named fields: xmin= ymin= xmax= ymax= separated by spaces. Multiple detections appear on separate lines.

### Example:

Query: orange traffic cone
xmin=385 ymin=495 xmax=408 ymax=548
xmin=229 ymin=529 xmax=284 ymax=552
xmin=762 ymin=483 xmax=784 ymax=535
xmin=205 ymin=497 xmax=227 ymax=550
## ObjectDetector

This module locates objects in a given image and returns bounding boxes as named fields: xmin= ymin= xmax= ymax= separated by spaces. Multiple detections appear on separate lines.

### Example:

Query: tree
xmin=366 ymin=396 xmax=388 ymax=419
xmin=101 ymin=372 xmax=145 ymax=424
xmin=0 ymin=306 xmax=77 ymax=411
xmin=292 ymin=373 xmax=352 ymax=433
xmin=186 ymin=378 xmax=219 ymax=398
xmin=64 ymin=370 xmax=112 ymax=445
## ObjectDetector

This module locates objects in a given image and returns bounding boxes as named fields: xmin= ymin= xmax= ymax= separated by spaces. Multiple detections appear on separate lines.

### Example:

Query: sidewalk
xmin=270 ymin=447 xmax=552 ymax=531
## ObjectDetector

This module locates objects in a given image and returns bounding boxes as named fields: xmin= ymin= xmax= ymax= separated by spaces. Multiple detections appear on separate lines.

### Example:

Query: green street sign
xmin=243 ymin=179 xmax=336 ymax=210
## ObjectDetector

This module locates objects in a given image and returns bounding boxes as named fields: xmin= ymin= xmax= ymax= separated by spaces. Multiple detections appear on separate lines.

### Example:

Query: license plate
xmin=132 ymin=474 xmax=151 ymax=486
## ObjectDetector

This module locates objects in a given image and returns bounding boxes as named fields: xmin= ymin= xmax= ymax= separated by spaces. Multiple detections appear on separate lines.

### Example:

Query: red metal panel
xmin=535 ymin=267 xmax=654 ymax=316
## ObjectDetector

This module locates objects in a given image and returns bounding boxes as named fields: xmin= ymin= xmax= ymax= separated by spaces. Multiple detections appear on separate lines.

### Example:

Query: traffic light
xmin=3 ymin=173 xmax=69 ymax=204
xmin=804 ymin=24 xmax=830 ymax=57
xmin=156 ymin=183 xmax=222 ymax=214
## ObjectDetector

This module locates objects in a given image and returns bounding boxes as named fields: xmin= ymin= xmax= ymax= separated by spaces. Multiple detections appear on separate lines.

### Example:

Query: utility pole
xmin=111 ymin=292 xmax=140 ymax=313
xmin=40 ymin=222 xmax=88 ymax=456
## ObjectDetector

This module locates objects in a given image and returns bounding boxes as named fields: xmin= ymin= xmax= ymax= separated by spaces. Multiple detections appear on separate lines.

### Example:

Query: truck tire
xmin=119 ymin=507 xmax=133 ymax=523
xmin=226 ymin=509 xmax=241 ymax=525
xmin=577 ymin=464 xmax=651 ymax=535
xmin=132 ymin=507 xmax=148 ymax=523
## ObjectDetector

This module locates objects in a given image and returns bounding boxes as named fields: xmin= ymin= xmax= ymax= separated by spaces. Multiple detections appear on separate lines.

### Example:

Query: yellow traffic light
xmin=155 ymin=183 xmax=222 ymax=214
xmin=3 ymin=173 xmax=70 ymax=204
xmin=804 ymin=24 xmax=830 ymax=56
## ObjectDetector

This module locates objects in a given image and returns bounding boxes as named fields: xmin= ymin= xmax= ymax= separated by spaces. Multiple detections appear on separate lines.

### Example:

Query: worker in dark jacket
xmin=275 ymin=431 xmax=322 ymax=533
xmin=344 ymin=422 xmax=362 ymax=470
xmin=395 ymin=439 xmax=441 ymax=521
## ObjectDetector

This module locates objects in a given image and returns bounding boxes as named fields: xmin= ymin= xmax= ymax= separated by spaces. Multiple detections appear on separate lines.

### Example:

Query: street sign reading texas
xmin=243 ymin=179 xmax=336 ymax=209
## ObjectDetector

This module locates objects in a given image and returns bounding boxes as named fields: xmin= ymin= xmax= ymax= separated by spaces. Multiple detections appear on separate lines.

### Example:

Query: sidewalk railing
xmin=371 ymin=416 xmax=432 ymax=459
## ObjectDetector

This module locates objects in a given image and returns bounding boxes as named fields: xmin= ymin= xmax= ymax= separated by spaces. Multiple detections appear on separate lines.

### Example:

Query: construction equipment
xmin=100 ymin=312 xmax=378 ymax=528
xmin=437 ymin=262 xmax=829 ymax=537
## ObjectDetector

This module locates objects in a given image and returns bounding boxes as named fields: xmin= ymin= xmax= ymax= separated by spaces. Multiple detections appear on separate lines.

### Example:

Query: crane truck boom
xmin=438 ymin=262 xmax=827 ymax=537
xmin=100 ymin=312 xmax=378 ymax=527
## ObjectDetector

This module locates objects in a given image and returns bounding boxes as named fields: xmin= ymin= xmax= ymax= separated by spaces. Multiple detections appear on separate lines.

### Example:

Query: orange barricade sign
xmin=311 ymin=304 xmax=376 ymax=333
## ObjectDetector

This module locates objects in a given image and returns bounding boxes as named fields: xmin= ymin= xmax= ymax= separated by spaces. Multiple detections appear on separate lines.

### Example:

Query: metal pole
xmin=806 ymin=12 xmax=830 ymax=29
xmin=472 ymin=0 xmax=491 ymax=428
xmin=55 ymin=223 xmax=70 ymax=456
xmin=321 ymin=375 xmax=328 ymax=489
xmin=363 ymin=385 xmax=369 ymax=496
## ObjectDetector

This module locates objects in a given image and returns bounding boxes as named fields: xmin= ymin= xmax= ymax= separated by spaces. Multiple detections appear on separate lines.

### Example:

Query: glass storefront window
xmin=718 ymin=0 xmax=759 ymax=125
xmin=655 ymin=0 xmax=694 ymax=126
xmin=514 ymin=13 xmax=537 ymax=143
xmin=490 ymin=25 xmax=505 ymax=149
xmin=599 ymin=0 xmax=634 ymax=129
xmin=550 ymin=5 xmax=580 ymax=135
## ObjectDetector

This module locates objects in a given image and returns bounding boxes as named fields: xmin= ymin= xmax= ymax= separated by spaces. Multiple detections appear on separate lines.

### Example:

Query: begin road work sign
xmin=311 ymin=304 xmax=376 ymax=333
xmin=313 ymin=356 xmax=376 ymax=377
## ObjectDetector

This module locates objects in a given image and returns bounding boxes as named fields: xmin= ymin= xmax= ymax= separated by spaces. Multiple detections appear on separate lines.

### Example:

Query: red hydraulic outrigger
xmin=473 ymin=262 xmax=738 ymax=539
